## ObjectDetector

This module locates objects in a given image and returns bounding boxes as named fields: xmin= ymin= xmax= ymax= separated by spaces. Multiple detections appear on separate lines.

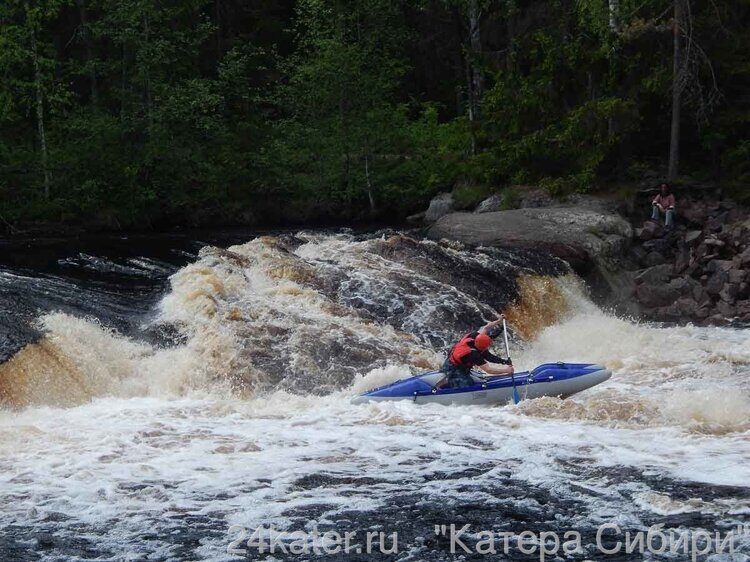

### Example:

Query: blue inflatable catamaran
xmin=351 ymin=362 xmax=611 ymax=406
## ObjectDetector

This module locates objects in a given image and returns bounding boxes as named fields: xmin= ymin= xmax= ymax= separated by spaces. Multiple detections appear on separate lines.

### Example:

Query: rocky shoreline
xmin=630 ymin=199 xmax=750 ymax=325
xmin=420 ymin=186 xmax=750 ymax=325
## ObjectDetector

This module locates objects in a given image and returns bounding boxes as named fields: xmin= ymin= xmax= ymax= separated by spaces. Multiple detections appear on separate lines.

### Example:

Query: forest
xmin=0 ymin=0 xmax=748 ymax=230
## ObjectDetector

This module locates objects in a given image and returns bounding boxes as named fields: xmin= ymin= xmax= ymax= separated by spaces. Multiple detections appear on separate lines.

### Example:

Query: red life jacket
xmin=448 ymin=332 xmax=481 ymax=368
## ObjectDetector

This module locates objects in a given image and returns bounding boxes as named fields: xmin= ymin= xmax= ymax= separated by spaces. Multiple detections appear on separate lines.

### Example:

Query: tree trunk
xmin=464 ymin=62 xmax=477 ymax=155
xmin=215 ymin=0 xmax=222 ymax=59
xmin=467 ymin=0 xmax=483 ymax=114
xmin=463 ymin=0 xmax=483 ymax=155
xmin=144 ymin=15 xmax=153 ymax=129
xmin=608 ymin=0 xmax=620 ymax=33
xmin=668 ymin=0 xmax=686 ymax=181
xmin=76 ymin=0 xmax=98 ymax=104
xmin=29 ymin=18 xmax=51 ymax=199
xmin=364 ymin=152 xmax=375 ymax=217
xmin=120 ymin=41 xmax=128 ymax=123
xmin=505 ymin=5 xmax=516 ymax=73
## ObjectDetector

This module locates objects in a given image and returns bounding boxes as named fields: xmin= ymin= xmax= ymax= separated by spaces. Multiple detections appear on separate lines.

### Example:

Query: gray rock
xmin=706 ymin=270 xmax=729 ymax=295
xmin=653 ymin=304 xmax=680 ymax=321
xmin=629 ymin=245 xmax=648 ymax=266
xmin=736 ymin=299 xmax=750 ymax=318
xmin=668 ymin=277 xmax=689 ymax=293
xmin=695 ymin=306 xmax=711 ymax=319
xmin=427 ymin=206 xmax=633 ymax=270
xmin=425 ymin=193 xmax=455 ymax=223
xmin=720 ymin=283 xmax=739 ymax=304
xmin=636 ymin=283 xmax=680 ymax=308
xmin=682 ymin=203 xmax=709 ymax=225
xmin=639 ymin=221 xmax=661 ymax=241
xmin=518 ymin=187 xmax=554 ymax=208
xmin=406 ymin=210 xmax=426 ymax=224
xmin=674 ymin=245 xmax=690 ymax=273
xmin=707 ymin=212 xmax=729 ymax=232
xmin=675 ymin=297 xmax=699 ymax=316
xmin=728 ymin=269 xmax=747 ymax=284
xmin=634 ymin=264 xmax=673 ymax=285
xmin=706 ymin=313 xmax=730 ymax=325
xmin=643 ymin=237 xmax=672 ymax=255
xmin=716 ymin=300 xmax=735 ymax=317
xmin=685 ymin=230 xmax=703 ymax=245
xmin=701 ymin=252 xmax=721 ymax=264
xmin=705 ymin=259 xmax=734 ymax=273
xmin=474 ymin=194 xmax=503 ymax=214
xmin=644 ymin=251 xmax=666 ymax=267
xmin=693 ymin=285 xmax=710 ymax=305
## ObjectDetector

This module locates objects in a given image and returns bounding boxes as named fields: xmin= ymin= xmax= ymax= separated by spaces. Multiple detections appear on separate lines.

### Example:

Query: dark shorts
xmin=442 ymin=360 xmax=476 ymax=388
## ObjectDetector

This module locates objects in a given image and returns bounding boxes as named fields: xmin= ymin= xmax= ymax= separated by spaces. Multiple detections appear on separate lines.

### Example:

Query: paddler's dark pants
xmin=441 ymin=359 xmax=476 ymax=388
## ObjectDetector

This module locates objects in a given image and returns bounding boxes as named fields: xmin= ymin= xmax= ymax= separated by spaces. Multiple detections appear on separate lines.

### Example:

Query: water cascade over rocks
xmin=0 ymin=232 xmax=570 ymax=407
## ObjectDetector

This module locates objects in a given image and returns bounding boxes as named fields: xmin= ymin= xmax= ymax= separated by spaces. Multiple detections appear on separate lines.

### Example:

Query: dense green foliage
xmin=0 ymin=0 xmax=748 ymax=228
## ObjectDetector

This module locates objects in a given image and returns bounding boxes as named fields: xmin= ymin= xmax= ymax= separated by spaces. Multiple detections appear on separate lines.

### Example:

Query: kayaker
xmin=442 ymin=316 xmax=514 ymax=388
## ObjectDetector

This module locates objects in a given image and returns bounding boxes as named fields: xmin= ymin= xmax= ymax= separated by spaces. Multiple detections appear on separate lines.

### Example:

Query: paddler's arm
xmin=478 ymin=362 xmax=514 ymax=376
xmin=478 ymin=313 xmax=506 ymax=335
xmin=484 ymin=350 xmax=512 ymax=365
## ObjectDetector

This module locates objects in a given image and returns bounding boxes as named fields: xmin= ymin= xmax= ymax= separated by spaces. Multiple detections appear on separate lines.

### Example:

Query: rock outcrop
xmin=428 ymin=206 xmax=632 ymax=271
xmin=420 ymin=183 xmax=749 ymax=324
xmin=474 ymin=194 xmax=503 ymax=214
xmin=424 ymin=193 xmax=455 ymax=223
xmin=427 ymin=204 xmax=636 ymax=313
xmin=630 ymin=199 xmax=750 ymax=324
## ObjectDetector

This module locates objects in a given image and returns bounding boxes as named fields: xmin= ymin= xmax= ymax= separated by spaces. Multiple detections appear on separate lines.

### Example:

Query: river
xmin=0 ymin=230 xmax=748 ymax=561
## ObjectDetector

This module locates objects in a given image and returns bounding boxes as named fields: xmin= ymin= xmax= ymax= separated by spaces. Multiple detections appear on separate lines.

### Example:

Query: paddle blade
xmin=512 ymin=388 xmax=521 ymax=404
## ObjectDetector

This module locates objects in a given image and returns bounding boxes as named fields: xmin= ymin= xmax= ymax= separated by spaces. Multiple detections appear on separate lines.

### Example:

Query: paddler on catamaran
xmin=442 ymin=315 xmax=514 ymax=388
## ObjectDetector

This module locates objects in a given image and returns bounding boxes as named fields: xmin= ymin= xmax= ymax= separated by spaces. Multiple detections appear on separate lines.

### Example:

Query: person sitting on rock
xmin=441 ymin=315 xmax=514 ymax=388
xmin=651 ymin=183 xmax=676 ymax=227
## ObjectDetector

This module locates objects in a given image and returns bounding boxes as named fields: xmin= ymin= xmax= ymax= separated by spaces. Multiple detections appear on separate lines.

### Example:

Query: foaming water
xmin=1 ymin=232 xmax=569 ymax=406
xmin=516 ymin=310 xmax=750 ymax=434
xmin=1 ymin=230 xmax=748 ymax=560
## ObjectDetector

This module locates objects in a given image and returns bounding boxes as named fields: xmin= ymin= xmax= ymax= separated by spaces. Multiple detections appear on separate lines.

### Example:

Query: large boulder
xmin=737 ymin=247 xmax=750 ymax=268
xmin=427 ymin=206 xmax=632 ymax=271
xmin=654 ymin=297 xmax=700 ymax=320
xmin=706 ymin=270 xmax=729 ymax=295
xmin=518 ymin=186 xmax=554 ymax=208
xmin=644 ymin=251 xmax=666 ymax=267
xmin=642 ymin=237 xmax=672 ymax=257
xmin=729 ymin=269 xmax=747 ymax=284
xmin=634 ymin=264 xmax=673 ymax=285
xmin=684 ymin=230 xmax=703 ymax=245
xmin=705 ymin=259 xmax=733 ymax=273
xmin=636 ymin=283 xmax=681 ymax=308
xmin=707 ymin=211 xmax=729 ymax=232
xmin=638 ymin=221 xmax=662 ymax=241
xmin=474 ymin=194 xmax=503 ymax=214
xmin=424 ymin=193 xmax=455 ymax=223
xmin=736 ymin=300 xmax=750 ymax=321
xmin=720 ymin=283 xmax=739 ymax=304
xmin=674 ymin=243 xmax=691 ymax=273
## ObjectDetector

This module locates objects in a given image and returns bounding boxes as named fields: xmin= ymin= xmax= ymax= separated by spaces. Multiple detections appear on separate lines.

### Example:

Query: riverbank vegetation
xmin=1 ymin=0 xmax=748 ymax=230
